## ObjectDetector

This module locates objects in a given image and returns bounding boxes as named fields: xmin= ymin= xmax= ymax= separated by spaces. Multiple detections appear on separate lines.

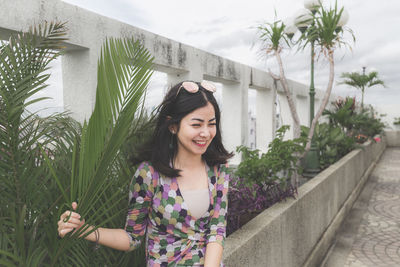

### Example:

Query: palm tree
xmin=339 ymin=69 xmax=385 ymax=109
xmin=257 ymin=19 xmax=302 ymax=139
xmin=257 ymin=1 xmax=355 ymax=156
xmin=1 ymin=21 xmax=153 ymax=266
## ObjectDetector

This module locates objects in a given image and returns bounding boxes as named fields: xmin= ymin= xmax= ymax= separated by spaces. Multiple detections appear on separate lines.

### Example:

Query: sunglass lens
xmin=200 ymin=81 xmax=217 ymax=92
xmin=182 ymin=82 xmax=199 ymax=93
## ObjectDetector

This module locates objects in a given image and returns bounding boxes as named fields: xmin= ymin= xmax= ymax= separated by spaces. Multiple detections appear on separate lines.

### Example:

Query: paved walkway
xmin=323 ymin=147 xmax=400 ymax=267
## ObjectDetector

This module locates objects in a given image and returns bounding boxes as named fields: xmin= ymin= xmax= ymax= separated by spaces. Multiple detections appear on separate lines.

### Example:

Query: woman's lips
xmin=193 ymin=140 xmax=207 ymax=147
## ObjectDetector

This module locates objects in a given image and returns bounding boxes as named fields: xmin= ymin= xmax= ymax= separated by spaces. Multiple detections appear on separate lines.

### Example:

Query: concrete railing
xmin=0 ymin=0 xmax=337 ymax=163
xmin=223 ymin=137 xmax=387 ymax=266
xmin=385 ymin=131 xmax=400 ymax=147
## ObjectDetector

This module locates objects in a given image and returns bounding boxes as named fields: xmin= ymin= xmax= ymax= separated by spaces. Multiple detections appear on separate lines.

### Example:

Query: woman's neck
xmin=173 ymin=153 xmax=203 ymax=169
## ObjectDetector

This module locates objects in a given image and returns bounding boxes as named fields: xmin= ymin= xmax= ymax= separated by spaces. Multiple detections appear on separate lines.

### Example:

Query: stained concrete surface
xmin=323 ymin=147 xmax=400 ymax=267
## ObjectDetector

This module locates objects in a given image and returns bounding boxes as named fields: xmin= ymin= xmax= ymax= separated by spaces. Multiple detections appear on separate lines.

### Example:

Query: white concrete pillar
xmin=62 ymin=48 xmax=97 ymax=123
xmin=166 ymin=48 xmax=204 ymax=87
xmin=221 ymin=68 xmax=249 ymax=165
xmin=256 ymin=88 xmax=275 ymax=153
xmin=278 ymin=92 xmax=295 ymax=140
xmin=297 ymin=95 xmax=309 ymax=127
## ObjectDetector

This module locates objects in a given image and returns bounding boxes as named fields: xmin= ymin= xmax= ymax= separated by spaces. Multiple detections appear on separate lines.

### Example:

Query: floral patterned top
xmin=124 ymin=161 xmax=229 ymax=266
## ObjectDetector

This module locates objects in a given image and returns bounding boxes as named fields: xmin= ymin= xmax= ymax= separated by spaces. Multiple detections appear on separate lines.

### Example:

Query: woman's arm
xmin=204 ymin=242 xmax=223 ymax=267
xmin=83 ymin=227 xmax=131 ymax=251
xmin=204 ymin=164 xmax=230 ymax=266
xmin=57 ymin=162 xmax=155 ymax=252
xmin=58 ymin=203 xmax=131 ymax=251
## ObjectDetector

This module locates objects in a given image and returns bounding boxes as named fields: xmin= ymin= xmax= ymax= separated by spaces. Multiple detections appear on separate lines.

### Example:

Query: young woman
xmin=57 ymin=81 xmax=233 ymax=266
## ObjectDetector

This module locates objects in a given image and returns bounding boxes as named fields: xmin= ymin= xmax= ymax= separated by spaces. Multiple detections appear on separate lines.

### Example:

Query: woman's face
xmin=173 ymin=102 xmax=217 ymax=159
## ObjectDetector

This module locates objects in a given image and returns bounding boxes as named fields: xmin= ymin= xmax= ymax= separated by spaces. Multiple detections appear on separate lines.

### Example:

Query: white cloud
xmin=49 ymin=0 xmax=400 ymax=117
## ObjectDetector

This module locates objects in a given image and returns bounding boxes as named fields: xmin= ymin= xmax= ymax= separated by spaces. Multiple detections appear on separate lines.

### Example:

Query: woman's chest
xmin=150 ymin=176 xmax=216 ymax=231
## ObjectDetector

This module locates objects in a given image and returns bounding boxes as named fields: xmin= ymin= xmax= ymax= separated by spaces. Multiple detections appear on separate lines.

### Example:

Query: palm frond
xmin=0 ymin=21 xmax=68 ymax=266
xmin=45 ymin=37 xmax=154 ymax=265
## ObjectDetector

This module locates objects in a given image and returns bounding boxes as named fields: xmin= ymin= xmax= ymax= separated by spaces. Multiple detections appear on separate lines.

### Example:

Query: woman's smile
xmin=173 ymin=102 xmax=217 ymax=158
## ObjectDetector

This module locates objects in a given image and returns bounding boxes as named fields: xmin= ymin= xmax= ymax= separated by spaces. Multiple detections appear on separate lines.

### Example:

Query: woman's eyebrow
xmin=191 ymin=118 xmax=216 ymax=122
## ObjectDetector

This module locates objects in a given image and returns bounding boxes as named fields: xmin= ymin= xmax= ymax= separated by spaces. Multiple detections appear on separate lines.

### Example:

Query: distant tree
xmin=257 ymin=1 xmax=355 ymax=156
xmin=339 ymin=70 xmax=385 ymax=109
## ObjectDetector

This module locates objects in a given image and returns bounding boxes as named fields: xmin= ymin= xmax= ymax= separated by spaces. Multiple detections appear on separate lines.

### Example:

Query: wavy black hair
xmin=133 ymin=81 xmax=233 ymax=177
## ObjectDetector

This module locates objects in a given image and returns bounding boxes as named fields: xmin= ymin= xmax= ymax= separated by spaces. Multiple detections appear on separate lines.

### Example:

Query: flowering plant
xmin=226 ymin=175 xmax=296 ymax=236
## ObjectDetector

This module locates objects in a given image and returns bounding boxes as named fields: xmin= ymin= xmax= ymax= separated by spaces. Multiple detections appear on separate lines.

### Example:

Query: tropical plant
xmin=0 ymin=21 xmax=153 ymax=266
xmin=256 ymin=1 xmax=355 ymax=160
xmin=226 ymin=174 xmax=297 ymax=236
xmin=301 ymin=123 xmax=355 ymax=169
xmin=350 ymin=106 xmax=385 ymax=142
xmin=44 ymin=38 xmax=154 ymax=266
xmin=339 ymin=69 xmax=385 ymax=109
xmin=323 ymin=96 xmax=356 ymax=132
xmin=323 ymin=98 xmax=385 ymax=143
xmin=227 ymin=126 xmax=302 ymax=234
xmin=235 ymin=125 xmax=304 ymax=188
xmin=0 ymin=21 xmax=74 ymax=266
xmin=257 ymin=18 xmax=301 ymax=139
xmin=298 ymin=1 xmax=355 ymax=155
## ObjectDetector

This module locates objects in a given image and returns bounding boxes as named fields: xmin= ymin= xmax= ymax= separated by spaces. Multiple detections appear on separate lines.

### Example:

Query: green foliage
xmin=302 ymin=97 xmax=386 ymax=170
xmin=394 ymin=117 xmax=400 ymax=125
xmin=235 ymin=126 xmax=304 ymax=188
xmin=323 ymin=96 xmax=355 ymax=132
xmin=0 ymin=21 xmax=151 ymax=266
xmin=0 ymin=21 xmax=72 ymax=267
xmin=44 ymin=37 xmax=153 ymax=265
xmin=339 ymin=70 xmax=385 ymax=108
xmin=257 ymin=19 xmax=291 ymax=53
xmin=121 ymin=110 xmax=156 ymax=168
xmin=301 ymin=123 xmax=355 ymax=169
xmin=323 ymin=98 xmax=385 ymax=143
xmin=299 ymin=1 xmax=355 ymax=53
xmin=339 ymin=71 xmax=385 ymax=90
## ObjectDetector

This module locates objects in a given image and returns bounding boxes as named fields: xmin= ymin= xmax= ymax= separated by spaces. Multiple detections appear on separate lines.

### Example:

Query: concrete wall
xmin=223 ymin=138 xmax=386 ymax=267
xmin=385 ymin=131 xmax=400 ymax=147
xmin=0 ymin=0 xmax=336 ymax=164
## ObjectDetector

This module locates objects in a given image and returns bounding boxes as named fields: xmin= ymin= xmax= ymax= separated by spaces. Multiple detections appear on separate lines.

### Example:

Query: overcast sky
xmin=40 ymin=0 xmax=399 ymax=124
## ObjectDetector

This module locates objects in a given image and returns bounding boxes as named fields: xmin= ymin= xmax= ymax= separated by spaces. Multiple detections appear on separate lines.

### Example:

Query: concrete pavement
xmin=323 ymin=147 xmax=400 ymax=267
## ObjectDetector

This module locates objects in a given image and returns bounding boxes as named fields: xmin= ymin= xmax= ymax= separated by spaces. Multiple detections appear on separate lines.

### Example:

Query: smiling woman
xmin=58 ymin=81 xmax=233 ymax=266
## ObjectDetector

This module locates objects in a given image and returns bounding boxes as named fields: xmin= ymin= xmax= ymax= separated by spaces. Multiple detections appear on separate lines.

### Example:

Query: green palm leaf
xmin=0 ymin=21 xmax=70 ymax=266
xmin=45 ymin=37 xmax=154 ymax=266
xmin=338 ymin=70 xmax=385 ymax=108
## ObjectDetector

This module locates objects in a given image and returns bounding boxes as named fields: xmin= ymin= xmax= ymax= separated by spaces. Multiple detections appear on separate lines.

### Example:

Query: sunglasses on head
xmin=176 ymin=81 xmax=217 ymax=97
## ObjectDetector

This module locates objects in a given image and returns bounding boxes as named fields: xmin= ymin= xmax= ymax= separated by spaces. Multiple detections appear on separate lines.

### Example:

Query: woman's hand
xmin=57 ymin=202 xmax=84 ymax=238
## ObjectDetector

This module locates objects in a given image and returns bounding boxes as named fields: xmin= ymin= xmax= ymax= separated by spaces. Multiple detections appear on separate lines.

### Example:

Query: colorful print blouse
xmin=124 ymin=161 xmax=229 ymax=266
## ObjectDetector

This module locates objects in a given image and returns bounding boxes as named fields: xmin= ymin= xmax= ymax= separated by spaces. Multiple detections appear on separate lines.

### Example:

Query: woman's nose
xmin=200 ymin=128 xmax=210 ymax=138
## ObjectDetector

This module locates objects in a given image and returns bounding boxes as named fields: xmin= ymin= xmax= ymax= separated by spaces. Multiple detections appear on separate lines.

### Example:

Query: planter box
xmin=223 ymin=137 xmax=386 ymax=267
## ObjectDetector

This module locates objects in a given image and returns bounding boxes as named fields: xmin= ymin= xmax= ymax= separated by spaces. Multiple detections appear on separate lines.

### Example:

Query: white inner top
xmin=180 ymin=188 xmax=210 ymax=219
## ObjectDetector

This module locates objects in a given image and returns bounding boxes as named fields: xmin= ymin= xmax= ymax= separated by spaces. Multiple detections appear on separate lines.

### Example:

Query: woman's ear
xmin=169 ymin=124 xmax=177 ymax=134
xmin=166 ymin=116 xmax=177 ymax=134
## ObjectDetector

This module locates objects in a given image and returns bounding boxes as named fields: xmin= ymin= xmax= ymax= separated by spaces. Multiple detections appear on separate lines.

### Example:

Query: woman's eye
xmin=209 ymin=123 xmax=217 ymax=126
xmin=191 ymin=124 xmax=201 ymax=127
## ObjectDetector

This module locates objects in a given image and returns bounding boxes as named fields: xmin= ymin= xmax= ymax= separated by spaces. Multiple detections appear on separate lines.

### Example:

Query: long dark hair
xmin=133 ymin=81 xmax=233 ymax=177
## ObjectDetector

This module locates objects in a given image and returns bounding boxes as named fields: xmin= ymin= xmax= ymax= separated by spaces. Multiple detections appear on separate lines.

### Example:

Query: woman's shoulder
xmin=133 ymin=161 xmax=160 ymax=183
xmin=209 ymin=163 xmax=230 ymax=181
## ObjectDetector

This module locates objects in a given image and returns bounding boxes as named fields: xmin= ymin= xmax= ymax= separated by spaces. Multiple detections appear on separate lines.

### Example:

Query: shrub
xmin=323 ymin=97 xmax=385 ymax=143
xmin=226 ymin=126 xmax=303 ymax=235
xmin=227 ymin=174 xmax=296 ymax=235
xmin=301 ymin=123 xmax=356 ymax=169
xmin=235 ymin=125 xmax=304 ymax=188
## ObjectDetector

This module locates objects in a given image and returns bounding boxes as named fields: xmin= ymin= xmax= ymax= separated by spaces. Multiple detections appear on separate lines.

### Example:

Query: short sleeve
xmin=124 ymin=162 xmax=156 ymax=251
xmin=206 ymin=164 xmax=229 ymax=247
